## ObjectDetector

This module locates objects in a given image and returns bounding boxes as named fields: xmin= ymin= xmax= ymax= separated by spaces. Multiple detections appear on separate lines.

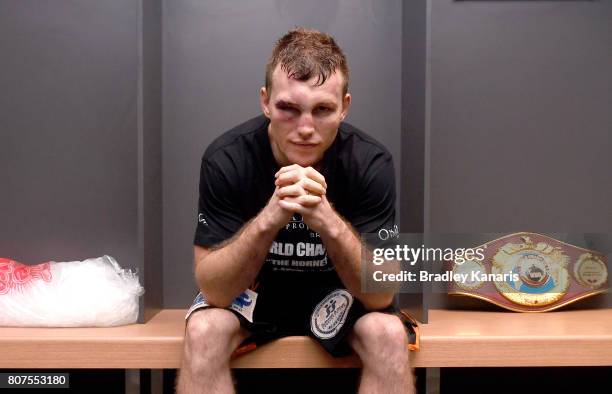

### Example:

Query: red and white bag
xmin=0 ymin=256 xmax=143 ymax=327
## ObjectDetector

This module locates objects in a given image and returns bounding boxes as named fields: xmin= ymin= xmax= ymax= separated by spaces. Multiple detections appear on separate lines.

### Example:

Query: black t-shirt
xmin=194 ymin=115 xmax=396 ymax=297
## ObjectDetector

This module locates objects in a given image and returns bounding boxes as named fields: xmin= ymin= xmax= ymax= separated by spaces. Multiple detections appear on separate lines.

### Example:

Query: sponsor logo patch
xmin=229 ymin=289 xmax=258 ymax=323
xmin=184 ymin=289 xmax=259 ymax=323
xmin=185 ymin=292 xmax=210 ymax=320
xmin=310 ymin=289 xmax=353 ymax=339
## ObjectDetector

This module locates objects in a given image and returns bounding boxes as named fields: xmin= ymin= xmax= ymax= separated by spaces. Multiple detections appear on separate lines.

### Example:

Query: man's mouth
xmin=291 ymin=142 xmax=319 ymax=148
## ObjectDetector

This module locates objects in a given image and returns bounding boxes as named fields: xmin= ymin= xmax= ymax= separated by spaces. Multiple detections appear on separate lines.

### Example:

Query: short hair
xmin=265 ymin=27 xmax=349 ymax=96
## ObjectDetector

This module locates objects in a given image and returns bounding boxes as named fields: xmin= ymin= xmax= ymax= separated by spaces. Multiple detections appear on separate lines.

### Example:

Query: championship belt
xmin=447 ymin=232 xmax=609 ymax=312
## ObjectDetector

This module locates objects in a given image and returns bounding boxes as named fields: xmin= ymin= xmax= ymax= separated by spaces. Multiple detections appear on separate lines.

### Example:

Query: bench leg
xmin=125 ymin=369 xmax=140 ymax=394
xmin=425 ymin=367 xmax=440 ymax=394
xmin=151 ymin=369 xmax=163 ymax=394
xmin=125 ymin=369 xmax=164 ymax=394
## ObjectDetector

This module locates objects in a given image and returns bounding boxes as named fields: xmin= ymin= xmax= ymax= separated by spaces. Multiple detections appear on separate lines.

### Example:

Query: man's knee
xmin=184 ymin=308 xmax=245 ymax=363
xmin=350 ymin=312 xmax=409 ymax=360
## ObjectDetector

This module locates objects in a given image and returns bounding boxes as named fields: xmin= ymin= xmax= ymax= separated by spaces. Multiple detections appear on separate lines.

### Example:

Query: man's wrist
xmin=254 ymin=206 xmax=285 ymax=236
xmin=320 ymin=211 xmax=349 ymax=241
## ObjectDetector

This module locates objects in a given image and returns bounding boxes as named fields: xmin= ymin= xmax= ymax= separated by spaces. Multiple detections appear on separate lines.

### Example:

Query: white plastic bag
xmin=0 ymin=255 xmax=144 ymax=327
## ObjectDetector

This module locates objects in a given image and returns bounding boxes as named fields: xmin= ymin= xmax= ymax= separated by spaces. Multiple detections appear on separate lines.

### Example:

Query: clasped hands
xmin=264 ymin=164 xmax=342 ymax=236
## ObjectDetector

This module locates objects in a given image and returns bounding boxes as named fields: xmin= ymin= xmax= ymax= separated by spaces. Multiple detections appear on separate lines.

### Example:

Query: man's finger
xmin=275 ymin=170 xmax=301 ymax=187
xmin=276 ymin=184 xmax=307 ymax=198
xmin=275 ymin=164 xmax=301 ymax=178
xmin=275 ymin=168 xmax=327 ymax=188
xmin=304 ymin=166 xmax=326 ymax=187
xmin=296 ymin=194 xmax=322 ymax=207
xmin=301 ymin=178 xmax=326 ymax=195
xmin=281 ymin=195 xmax=321 ymax=208
xmin=278 ymin=199 xmax=304 ymax=212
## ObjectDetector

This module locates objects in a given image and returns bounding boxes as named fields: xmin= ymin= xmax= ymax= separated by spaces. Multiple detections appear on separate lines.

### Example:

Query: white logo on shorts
xmin=310 ymin=289 xmax=353 ymax=339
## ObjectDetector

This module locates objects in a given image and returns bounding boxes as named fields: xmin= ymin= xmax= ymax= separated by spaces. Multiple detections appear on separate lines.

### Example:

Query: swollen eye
xmin=276 ymin=104 xmax=298 ymax=113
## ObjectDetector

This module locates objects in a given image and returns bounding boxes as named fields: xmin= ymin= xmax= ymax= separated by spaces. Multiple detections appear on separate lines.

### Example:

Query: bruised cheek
xmin=271 ymin=114 xmax=298 ymax=143
xmin=275 ymin=111 xmax=296 ymax=123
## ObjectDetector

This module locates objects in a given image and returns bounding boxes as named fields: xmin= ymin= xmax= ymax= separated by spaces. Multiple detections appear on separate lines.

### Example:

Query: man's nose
xmin=297 ymin=113 xmax=315 ymax=139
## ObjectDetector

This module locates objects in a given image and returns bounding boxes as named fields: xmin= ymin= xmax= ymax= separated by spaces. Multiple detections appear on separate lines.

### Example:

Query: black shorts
xmin=185 ymin=287 xmax=419 ymax=357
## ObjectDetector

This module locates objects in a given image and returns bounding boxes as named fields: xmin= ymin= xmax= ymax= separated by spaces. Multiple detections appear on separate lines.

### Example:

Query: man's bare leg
xmin=176 ymin=308 xmax=249 ymax=394
xmin=349 ymin=312 xmax=414 ymax=394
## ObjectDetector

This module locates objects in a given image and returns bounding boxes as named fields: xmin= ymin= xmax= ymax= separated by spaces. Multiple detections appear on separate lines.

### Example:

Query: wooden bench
xmin=2 ymin=308 xmax=612 ymax=369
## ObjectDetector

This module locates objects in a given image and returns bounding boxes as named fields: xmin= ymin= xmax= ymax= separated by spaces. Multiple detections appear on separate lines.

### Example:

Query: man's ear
xmin=340 ymin=93 xmax=352 ymax=121
xmin=260 ymin=87 xmax=271 ymax=118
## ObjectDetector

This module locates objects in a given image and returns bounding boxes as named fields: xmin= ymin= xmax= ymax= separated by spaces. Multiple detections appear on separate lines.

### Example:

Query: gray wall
xmin=427 ymin=0 xmax=612 ymax=234
xmin=162 ymin=0 xmax=403 ymax=307
xmin=425 ymin=0 xmax=612 ymax=310
xmin=0 ymin=0 xmax=164 ymax=321
xmin=0 ymin=1 xmax=139 ymax=267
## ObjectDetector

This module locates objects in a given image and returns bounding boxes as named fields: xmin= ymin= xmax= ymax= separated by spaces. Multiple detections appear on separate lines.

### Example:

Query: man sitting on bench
xmin=177 ymin=27 xmax=414 ymax=394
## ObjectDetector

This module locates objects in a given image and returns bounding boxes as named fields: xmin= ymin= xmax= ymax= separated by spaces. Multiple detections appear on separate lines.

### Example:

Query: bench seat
xmin=2 ymin=309 xmax=611 ymax=369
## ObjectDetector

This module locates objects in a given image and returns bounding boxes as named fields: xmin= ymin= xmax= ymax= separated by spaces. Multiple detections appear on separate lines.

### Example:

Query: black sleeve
xmin=194 ymin=158 xmax=246 ymax=247
xmin=344 ymin=153 xmax=397 ymax=246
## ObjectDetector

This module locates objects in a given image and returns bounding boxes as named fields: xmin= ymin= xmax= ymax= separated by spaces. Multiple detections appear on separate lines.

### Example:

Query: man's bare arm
xmin=276 ymin=167 xmax=396 ymax=310
xmin=309 ymin=200 xmax=396 ymax=311
xmin=194 ymin=216 xmax=277 ymax=308
xmin=194 ymin=187 xmax=322 ymax=308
